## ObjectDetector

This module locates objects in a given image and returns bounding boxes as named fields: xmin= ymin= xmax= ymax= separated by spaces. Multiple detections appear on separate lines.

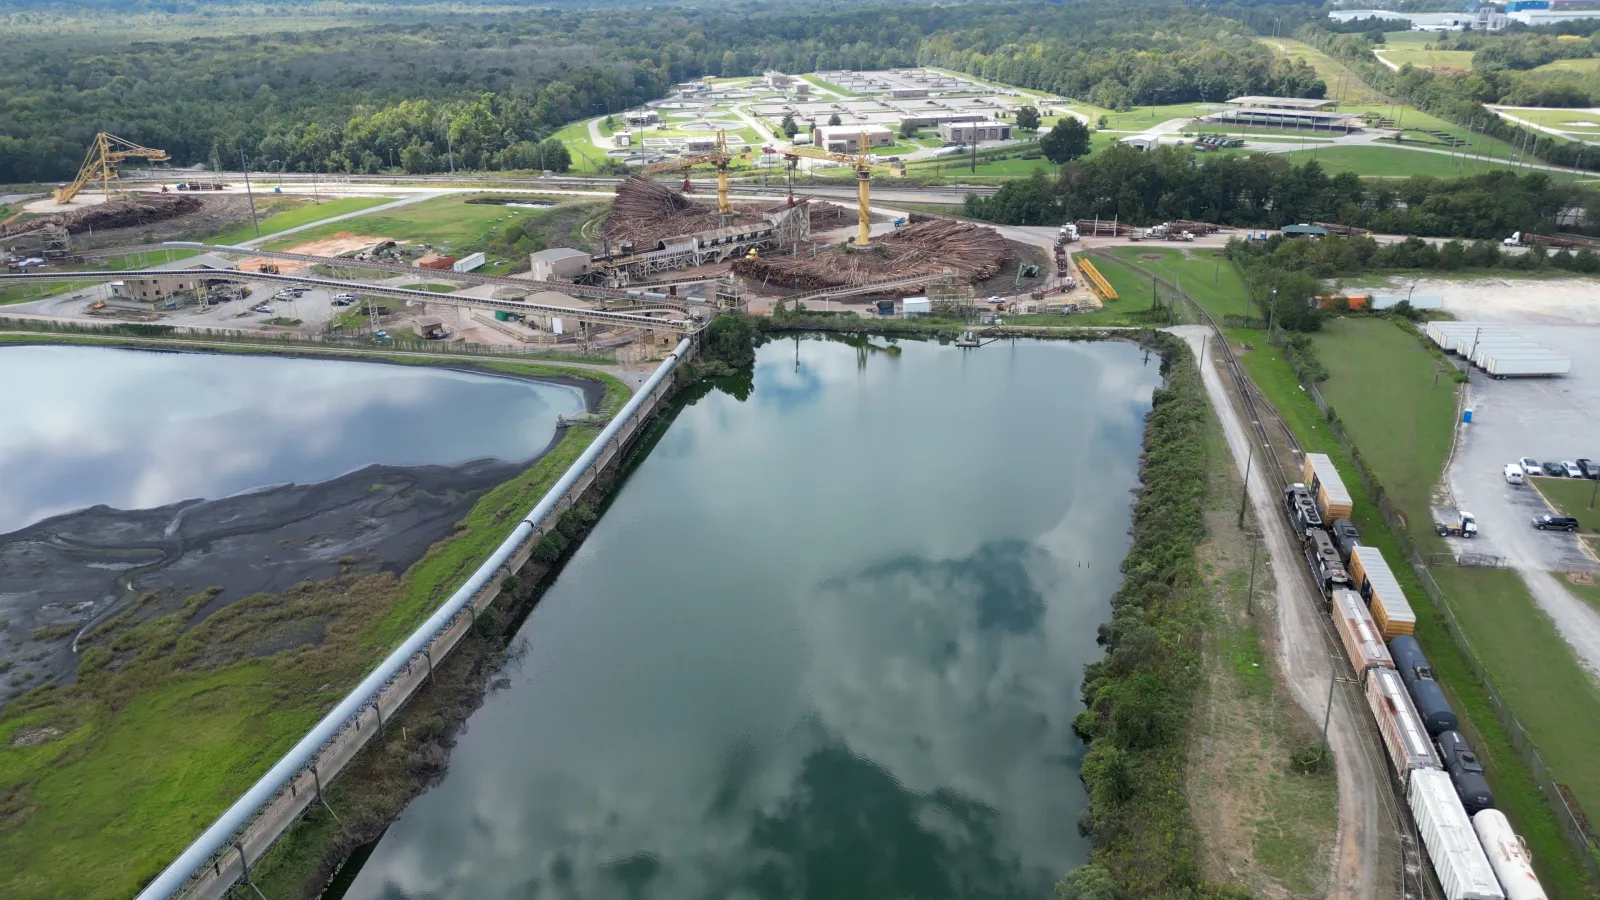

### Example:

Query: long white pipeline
xmin=134 ymin=337 xmax=692 ymax=900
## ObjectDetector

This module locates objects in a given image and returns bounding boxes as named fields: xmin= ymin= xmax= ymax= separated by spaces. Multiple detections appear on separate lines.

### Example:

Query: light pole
xmin=240 ymin=150 xmax=260 ymax=238
xmin=1245 ymin=530 xmax=1260 ymax=616
xmin=1238 ymin=443 xmax=1254 ymax=529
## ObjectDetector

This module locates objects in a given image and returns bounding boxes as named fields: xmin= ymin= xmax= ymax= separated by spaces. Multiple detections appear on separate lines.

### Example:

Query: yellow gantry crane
xmin=784 ymin=130 xmax=906 ymax=248
xmin=54 ymin=132 xmax=171 ymax=205
xmin=643 ymin=129 xmax=734 ymax=216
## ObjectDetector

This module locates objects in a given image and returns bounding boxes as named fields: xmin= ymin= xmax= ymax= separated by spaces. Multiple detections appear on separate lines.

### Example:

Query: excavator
xmin=642 ymin=130 xmax=734 ymax=219
xmin=54 ymin=132 xmax=171 ymax=204
xmin=783 ymin=130 xmax=906 ymax=248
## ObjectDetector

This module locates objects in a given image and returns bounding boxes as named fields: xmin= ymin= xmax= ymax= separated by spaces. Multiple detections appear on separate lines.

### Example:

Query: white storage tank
xmin=1410 ymin=769 xmax=1505 ymax=900
xmin=1472 ymin=810 xmax=1546 ymax=900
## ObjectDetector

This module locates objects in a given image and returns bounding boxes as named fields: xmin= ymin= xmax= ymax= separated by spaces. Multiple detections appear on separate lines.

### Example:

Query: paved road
xmin=1442 ymin=322 xmax=1600 ymax=680
xmin=1171 ymin=324 xmax=1385 ymax=900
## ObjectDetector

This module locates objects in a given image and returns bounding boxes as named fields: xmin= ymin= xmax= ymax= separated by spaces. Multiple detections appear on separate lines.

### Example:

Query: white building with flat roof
xmin=813 ymin=125 xmax=895 ymax=153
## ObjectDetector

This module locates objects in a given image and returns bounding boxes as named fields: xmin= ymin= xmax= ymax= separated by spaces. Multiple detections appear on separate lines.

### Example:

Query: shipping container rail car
xmin=1283 ymin=454 xmax=1546 ymax=900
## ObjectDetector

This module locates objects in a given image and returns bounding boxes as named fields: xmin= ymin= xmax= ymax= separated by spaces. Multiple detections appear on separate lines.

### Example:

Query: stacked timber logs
xmin=731 ymin=219 xmax=1008 ymax=290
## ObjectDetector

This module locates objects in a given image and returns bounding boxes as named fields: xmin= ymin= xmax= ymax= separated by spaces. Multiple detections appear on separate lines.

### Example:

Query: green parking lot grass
xmin=1529 ymin=476 xmax=1600 ymax=532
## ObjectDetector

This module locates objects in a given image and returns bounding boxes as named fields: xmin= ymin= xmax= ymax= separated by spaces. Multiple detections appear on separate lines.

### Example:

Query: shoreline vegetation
xmin=1066 ymin=333 xmax=1242 ymax=898
xmin=0 ymin=345 xmax=632 ymax=900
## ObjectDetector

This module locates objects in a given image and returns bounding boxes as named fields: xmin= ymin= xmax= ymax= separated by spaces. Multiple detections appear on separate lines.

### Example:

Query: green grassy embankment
xmin=1109 ymin=248 xmax=1598 ymax=898
xmin=0 ymin=352 xmax=628 ymax=900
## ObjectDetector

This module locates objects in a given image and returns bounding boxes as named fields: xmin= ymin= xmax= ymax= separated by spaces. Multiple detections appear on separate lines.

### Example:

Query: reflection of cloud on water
xmin=0 ymin=347 xmax=583 ymax=532
xmin=351 ymin=541 xmax=1079 ymax=900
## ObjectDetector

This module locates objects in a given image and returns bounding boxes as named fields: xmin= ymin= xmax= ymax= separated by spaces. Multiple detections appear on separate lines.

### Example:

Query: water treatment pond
xmin=0 ymin=345 xmax=587 ymax=534
xmin=343 ymin=336 xmax=1163 ymax=900
xmin=0 ymin=344 xmax=587 ymax=705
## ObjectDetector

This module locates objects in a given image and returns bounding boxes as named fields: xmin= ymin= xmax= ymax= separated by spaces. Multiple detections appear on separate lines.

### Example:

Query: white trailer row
xmin=1424 ymin=322 xmax=1569 ymax=378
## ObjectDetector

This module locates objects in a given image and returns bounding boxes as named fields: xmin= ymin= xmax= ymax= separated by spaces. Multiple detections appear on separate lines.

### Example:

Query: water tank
xmin=1390 ymin=636 xmax=1460 ymax=736
xmin=1472 ymin=810 xmax=1548 ymax=900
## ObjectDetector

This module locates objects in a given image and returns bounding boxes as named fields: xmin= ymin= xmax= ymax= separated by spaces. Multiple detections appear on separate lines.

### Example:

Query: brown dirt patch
xmin=281 ymin=232 xmax=390 ymax=258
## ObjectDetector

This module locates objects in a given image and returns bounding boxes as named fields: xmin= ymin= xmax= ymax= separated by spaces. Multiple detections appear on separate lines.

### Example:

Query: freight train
xmin=1284 ymin=453 xmax=1548 ymax=900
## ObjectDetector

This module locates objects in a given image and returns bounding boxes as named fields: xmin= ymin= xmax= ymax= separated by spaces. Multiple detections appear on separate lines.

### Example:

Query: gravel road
xmin=1170 ymin=325 xmax=1385 ymax=900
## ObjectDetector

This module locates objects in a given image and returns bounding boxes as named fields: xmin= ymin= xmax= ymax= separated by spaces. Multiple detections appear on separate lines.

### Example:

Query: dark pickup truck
xmin=1532 ymin=514 xmax=1580 ymax=533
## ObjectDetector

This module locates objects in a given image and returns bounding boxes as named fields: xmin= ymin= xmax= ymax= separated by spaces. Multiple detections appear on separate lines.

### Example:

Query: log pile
xmin=0 ymin=194 xmax=202 ymax=239
xmin=731 ymin=219 xmax=1009 ymax=291
xmin=603 ymin=175 xmax=761 ymax=246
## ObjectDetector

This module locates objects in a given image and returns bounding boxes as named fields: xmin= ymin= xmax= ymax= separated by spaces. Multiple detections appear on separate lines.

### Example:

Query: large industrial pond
xmin=341 ymin=336 xmax=1163 ymax=900
xmin=0 ymin=345 xmax=587 ymax=704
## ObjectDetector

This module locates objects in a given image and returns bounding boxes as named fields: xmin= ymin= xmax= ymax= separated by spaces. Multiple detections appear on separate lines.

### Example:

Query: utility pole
xmin=1246 ymin=530 xmax=1260 ymax=616
xmin=1238 ymin=443 xmax=1254 ymax=529
xmin=1322 ymin=660 xmax=1359 ymax=750
xmin=240 ymin=151 xmax=260 ymax=238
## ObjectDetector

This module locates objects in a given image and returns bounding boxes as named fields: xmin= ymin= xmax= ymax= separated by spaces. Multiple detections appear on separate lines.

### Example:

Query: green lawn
xmin=0 ymin=358 xmax=628 ymax=900
xmin=1529 ymin=476 xmax=1600 ymax=531
xmin=261 ymin=194 xmax=541 ymax=254
xmin=209 ymin=195 xmax=394 ymax=246
xmin=1311 ymin=317 xmax=1459 ymax=524
xmin=1106 ymin=250 xmax=1599 ymax=898
xmin=1497 ymin=105 xmax=1600 ymax=142
xmin=1104 ymin=246 xmax=1250 ymax=320
xmin=1101 ymin=103 xmax=1213 ymax=133
xmin=1376 ymin=46 xmax=1475 ymax=71
xmin=800 ymin=73 xmax=856 ymax=97
xmin=1430 ymin=565 xmax=1600 ymax=871
xmin=1278 ymin=144 xmax=1489 ymax=178
xmin=549 ymin=118 xmax=610 ymax=173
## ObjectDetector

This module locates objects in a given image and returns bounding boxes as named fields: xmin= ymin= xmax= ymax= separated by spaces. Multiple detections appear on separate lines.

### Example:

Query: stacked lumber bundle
xmin=730 ymin=219 xmax=1008 ymax=290
xmin=0 ymin=194 xmax=201 ymax=239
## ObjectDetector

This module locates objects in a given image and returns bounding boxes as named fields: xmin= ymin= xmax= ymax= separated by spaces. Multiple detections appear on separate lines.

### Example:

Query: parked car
xmin=1504 ymin=464 xmax=1526 ymax=485
xmin=251 ymin=305 xmax=273 ymax=314
xmin=1541 ymin=461 xmax=1566 ymax=477
xmin=1533 ymin=514 xmax=1580 ymax=532
xmin=334 ymin=292 xmax=356 ymax=302
xmin=1519 ymin=457 xmax=1541 ymax=474
xmin=331 ymin=297 xmax=355 ymax=306
xmin=1562 ymin=461 xmax=1584 ymax=478
xmin=1579 ymin=458 xmax=1599 ymax=479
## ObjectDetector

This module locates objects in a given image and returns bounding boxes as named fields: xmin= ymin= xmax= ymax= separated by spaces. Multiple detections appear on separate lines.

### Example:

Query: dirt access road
xmin=1170 ymin=324 xmax=1388 ymax=900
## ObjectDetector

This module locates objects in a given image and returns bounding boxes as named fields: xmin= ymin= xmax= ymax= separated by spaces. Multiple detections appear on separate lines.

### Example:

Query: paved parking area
xmin=1444 ymin=322 xmax=1600 ymax=676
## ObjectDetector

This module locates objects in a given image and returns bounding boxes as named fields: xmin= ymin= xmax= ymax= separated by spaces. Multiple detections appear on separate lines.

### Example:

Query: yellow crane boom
xmin=54 ymin=132 xmax=171 ymax=205
xmin=642 ymin=130 xmax=733 ymax=214
xmin=783 ymin=131 xmax=905 ymax=247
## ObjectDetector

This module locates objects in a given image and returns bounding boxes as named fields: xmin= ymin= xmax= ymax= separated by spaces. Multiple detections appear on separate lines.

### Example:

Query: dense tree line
xmin=0 ymin=0 xmax=1336 ymax=182
xmin=962 ymin=145 xmax=1592 ymax=238
xmin=916 ymin=4 xmax=1325 ymax=109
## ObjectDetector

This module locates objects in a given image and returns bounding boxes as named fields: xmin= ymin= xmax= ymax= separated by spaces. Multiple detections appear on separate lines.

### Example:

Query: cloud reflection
xmin=342 ymin=339 xmax=1157 ymax=900
xmin=0 ymin=346 xmax=585 ymax=533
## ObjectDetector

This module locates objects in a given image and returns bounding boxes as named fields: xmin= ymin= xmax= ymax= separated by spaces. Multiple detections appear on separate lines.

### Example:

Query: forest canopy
xmin=1 ymin=0 xmax=1324 ymax=182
